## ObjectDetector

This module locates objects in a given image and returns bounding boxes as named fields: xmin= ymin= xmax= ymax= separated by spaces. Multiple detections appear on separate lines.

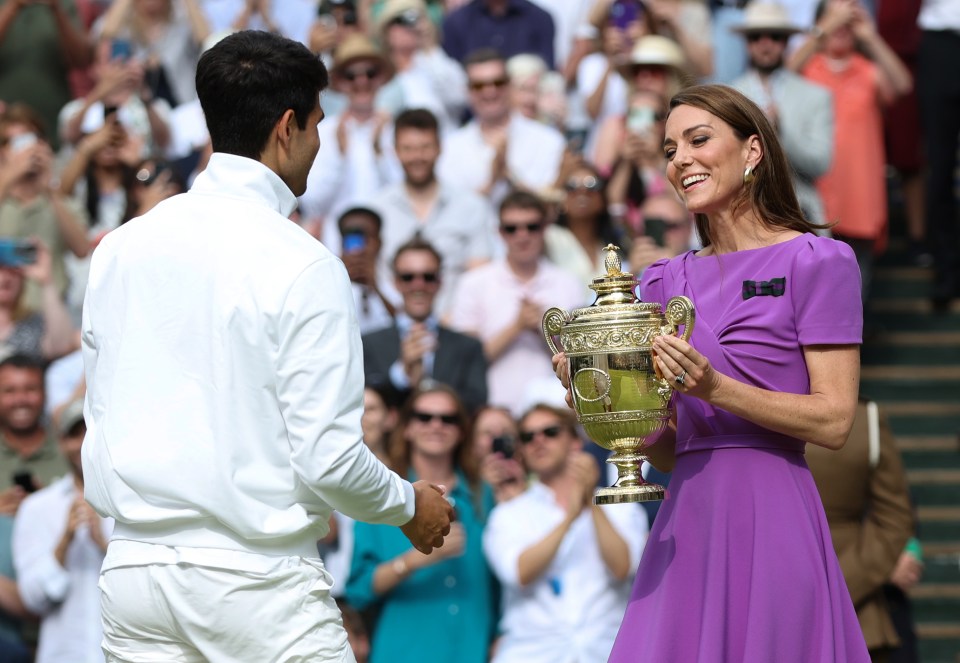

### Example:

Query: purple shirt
xmin=442 ymin=0 xmax=556 ymax=69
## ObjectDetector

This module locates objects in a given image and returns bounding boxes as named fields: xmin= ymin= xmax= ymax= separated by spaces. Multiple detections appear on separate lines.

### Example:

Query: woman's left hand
xmin=652 ymin=333 xmax=719 ymax=398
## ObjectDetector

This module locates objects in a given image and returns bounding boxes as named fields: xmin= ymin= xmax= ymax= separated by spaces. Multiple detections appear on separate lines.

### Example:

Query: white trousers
xmin=99 ymin=541 xmax=356 ymax=663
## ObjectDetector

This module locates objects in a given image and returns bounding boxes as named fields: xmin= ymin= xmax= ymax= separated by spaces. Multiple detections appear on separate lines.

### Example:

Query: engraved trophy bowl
xmin=542 ymin=244 xmax=695 ymax=504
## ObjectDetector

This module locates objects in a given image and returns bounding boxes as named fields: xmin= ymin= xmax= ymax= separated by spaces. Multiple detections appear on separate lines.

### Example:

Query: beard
xmin=752 ymin=55 xmax=785 ymax=76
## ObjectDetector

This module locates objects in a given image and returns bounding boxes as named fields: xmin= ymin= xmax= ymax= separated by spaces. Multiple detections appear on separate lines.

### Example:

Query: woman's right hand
xmin=552 ymin=352 xmax=575 ymax=410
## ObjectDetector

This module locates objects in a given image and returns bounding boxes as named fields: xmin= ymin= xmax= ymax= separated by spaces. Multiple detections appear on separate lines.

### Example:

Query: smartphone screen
xmin=110 ymin=39 xmax=132 ymax=61
xmin=342 ymin=231 xmax=366 ymax=254
xmin=627 ymin=107 xmax=656 ymax=135
xmin=609 ymin=0 xmax=643 ymax=30
xmin=9 ymin=133 xmax=37 ymax=154
xmin=643 ymin=218 xmax=668 ymax=248
xmin=0 ymin=239 xmax=37 ymax=267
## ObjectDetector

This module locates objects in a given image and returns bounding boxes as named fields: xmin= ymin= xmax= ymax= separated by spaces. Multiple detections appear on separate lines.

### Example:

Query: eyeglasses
xmin=500 ymin=222 xmax=543 ymax=235
xmin=411 ymin=411 xmax=459 ymax=425
xmin=564 ymin=176 xmax=602 ymax=192
xmin=746 ymin=32 xmax=789 ymax=43
xmin=343 ymin=66 xmax=380 ymax=82
xmin=468 ymin=77 xmax=510 ymax=92
xmin=397 ymin=271 xmax=439 ymax=284
xmin=518 ymin=425 xmax=563 ymax=443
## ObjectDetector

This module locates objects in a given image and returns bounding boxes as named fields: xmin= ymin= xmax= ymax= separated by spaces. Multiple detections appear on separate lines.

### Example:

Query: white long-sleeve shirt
xmin=81 ymin=153 xmax=415 ymax=560
xmin=13 ymin=475 xmax=113 ymax=663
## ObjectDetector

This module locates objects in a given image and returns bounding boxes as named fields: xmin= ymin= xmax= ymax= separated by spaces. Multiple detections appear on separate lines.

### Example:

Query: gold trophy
xmin=542 ymin=245 xmax=695 ymax=504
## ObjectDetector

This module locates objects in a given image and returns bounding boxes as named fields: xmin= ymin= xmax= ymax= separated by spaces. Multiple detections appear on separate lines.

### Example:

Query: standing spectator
xmin=448 ymin=191 xmax=583 ymax=417
xmin=337 ymin=206 xmax=399 ymax=335
xmin=0 ymin=0 xmax=92 ymax=150
xmin=347 ymin=384 xmax=498 ymax=663
xmin=441 ymin=0 xmax=556 ymax=68
xmin=916 ymin=0 xmax=960 ymax=308
xmin=482 ymin=403 xmax=647 ymax=663
xmin=437 ymin=50 xmax=565 ymax=205
xmin=362 ymin=238 xmax=488 ymax=413
xmin=627 ymin=192 xmax=695 ymax=276
xmin=373 ymin=108 xmax=495 ymax=316
xmin=0 ymin=106 xmax=90 ymax=313
xmin=709 ymin=0 xmax=749 ymax=83
xmin=472 ymin=405 xmax=526 ymax=504
xmin=12 ymin=399 xmax=112 ymax=663
xmin=730 ymin=1 xmax=834 ymax=229
xmin=301 ymin=33 xmax=402 ymax=248
xmin=789 ymin=0 xmax=911 ymax=303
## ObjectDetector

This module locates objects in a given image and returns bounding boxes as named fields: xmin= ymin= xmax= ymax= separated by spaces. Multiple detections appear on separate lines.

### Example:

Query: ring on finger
xmin=675 ymin=370 xmax=686 ymax=387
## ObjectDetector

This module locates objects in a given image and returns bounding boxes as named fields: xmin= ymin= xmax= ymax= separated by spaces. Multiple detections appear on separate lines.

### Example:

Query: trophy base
xmin=594 ymin=483 xmax=665 ymax=505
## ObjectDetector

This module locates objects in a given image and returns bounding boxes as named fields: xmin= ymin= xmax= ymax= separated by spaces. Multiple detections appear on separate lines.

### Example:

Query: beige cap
xmin=331 ymin=33 xmax=394 ymax=80
xmin=375 ymin=0 xmax=427 ymax=33
xmin=617 ymin=35 xmax=687 ymax=78
xmin=731 ymin=1 xmax=803 ymax=35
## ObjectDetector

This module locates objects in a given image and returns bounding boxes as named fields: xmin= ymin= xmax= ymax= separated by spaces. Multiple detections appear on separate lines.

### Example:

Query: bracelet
xmin=391 ymin=556 xmax=409 ymax=577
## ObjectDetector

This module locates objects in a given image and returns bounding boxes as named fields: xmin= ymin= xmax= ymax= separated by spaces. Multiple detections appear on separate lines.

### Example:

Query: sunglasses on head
xmin=343 ymin=66 xmax=380 ymax=82
xmin=518 ymin=425 xmax=563 ymax=443
xmin=500 ymin=222 xmax=543 ymax=235
xmin=411 ymin=411 xmax=458 ymax=425
xmin=564 ymin=175 xmax=602 ymax=192
xmin=468 ymin=77 xmax=509 ymax=92
xmin=397 ymin=271 xmax=439 ymax=284
xmin=746 ymin=32 xmax=789 ymax=43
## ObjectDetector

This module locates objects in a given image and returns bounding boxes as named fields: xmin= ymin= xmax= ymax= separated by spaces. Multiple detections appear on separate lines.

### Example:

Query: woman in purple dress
xmin=559 ymin=84 xmax=870 ymax=662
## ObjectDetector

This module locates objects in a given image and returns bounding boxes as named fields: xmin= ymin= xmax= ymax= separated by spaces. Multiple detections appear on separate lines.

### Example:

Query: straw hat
xmin=375 ymin=0 xmax=427 ymax=34
xmin=616 ymin=35 xmax=686 ymax=78
xmin=331 ymin=33 xmax=393 ymax=80
xmin=731 ymin=1 xmax=803 ymax=35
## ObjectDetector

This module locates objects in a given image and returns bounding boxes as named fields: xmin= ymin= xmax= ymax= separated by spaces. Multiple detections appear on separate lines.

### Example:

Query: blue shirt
xmin=441 ymin=0 xmax=556 ymax=69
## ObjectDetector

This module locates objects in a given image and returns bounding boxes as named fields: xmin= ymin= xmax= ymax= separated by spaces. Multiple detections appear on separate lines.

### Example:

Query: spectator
xmin=122 ymin=156 xmax=186 ymax=223
xmin=301 ymin=33 xmax=402 ymax=248
xmin=708 ymin=0 xmax=749 ymax=83
xmin=805 ymin=399 xmax=916 ymax=661
xmin=95 ymin=0 xmax=211 ymax=108
xmin=0 ymin=355 xmax=68 ymax=517
xmin=0 ymin=0 xmax=92 ymax=150
xmin=482 ymin=403 xmax=647 ymax=663
xmin=437 ymin=49 xmax=565 ymax=205
xmin=0 ymin=106 xmax=90 ymax=315
xmin=362 ymin=238 xmax=488 ymax=413
xmin=337 ymin=206 xmax=399 ymax=335
xmin=730 ymin=1 xmax=834 ymax=229
xmin=627 ymin=191 xmax=695 ymax=276
xmin=789 ymin=0 xmax=912 ymax=303
xmin=346 ymin=384 xmax=498 ymax=663
xmin=527 ymin=0 xmax=595 ymax=75
xmin=372 ymin=108 xmax=495 ymax=316
xmin=12 ymin=399 xmax=113 ymax=663
xmin=472 ymin=405 xmax=526 ymax=503
xmin=377 ymin=0 xmax=468 ymax=131
xmin=336 ymin=598 xmax=371 ymax=663
xmin=441 ymin=0 xmax=556 ymax=68
xmin=505 ymin=53 xmax=549 ymax=121
xmin=448 ymin=191 xmax=583 ymax=417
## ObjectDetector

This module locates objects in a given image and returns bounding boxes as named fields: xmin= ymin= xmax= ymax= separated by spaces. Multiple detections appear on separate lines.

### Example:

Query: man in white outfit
xmin=80 ymin=30 xmax=453 ymax=663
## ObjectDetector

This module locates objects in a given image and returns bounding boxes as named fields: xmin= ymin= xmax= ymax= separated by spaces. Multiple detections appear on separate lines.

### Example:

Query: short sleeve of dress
xmin=638 ymin=258 xmax=670 ymax=308
xmin=792 ymin=237 xmax=862 ymax=346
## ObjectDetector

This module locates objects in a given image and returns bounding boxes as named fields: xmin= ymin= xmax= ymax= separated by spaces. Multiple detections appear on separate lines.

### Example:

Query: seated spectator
xmin=12 ymin=399 xmax=113 ymax=663
xmin=0 ymin=106 xmax=90 ymax=313
xmin=378 ymin=0 xmax=468 ymax=131
xmin=627 ymin=192 xmax=695 ymax=276
xmin=301 ymin=34 xmax=402 ymax=248
xmin=482 ymin=403 xmax=647 ymax=663
xmin=95 ymin=0 xmax=211 ymax=108
xmin=448 ymin=191 xmax=583 ymax=417
xmin=372 ymin=108 xmax=495 ymax=316
xmin=362 ymin=238 xmax=488 ymax=413
xmin=472 ymin=405 xmax=526 ymax=503
xmin=441 ymin=0 xmax=556 ymax=68
xmin=346 ymin=384 xmax=497 ymax=663
xmin=337 ymin=206 xmax=399 ymax=335
xmin=437 ymin=49 xmax=565 ymax=205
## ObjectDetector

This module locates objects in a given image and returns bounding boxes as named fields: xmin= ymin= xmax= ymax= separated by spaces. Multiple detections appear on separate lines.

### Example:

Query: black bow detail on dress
xmin=742 ymin=278 xmax=786 ymax=300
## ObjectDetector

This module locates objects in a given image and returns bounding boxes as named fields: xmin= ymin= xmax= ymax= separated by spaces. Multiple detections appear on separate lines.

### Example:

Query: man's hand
xmin=400 ymin=324 xmax=435 ymax=385
xmin=341 ymin=252 xmax=375 ymax=286
xmin=628 ymin=235 xmax=672 ymax=274
xmin=889 ymin=551 xmax=923 ymax=592
xmin=399 ymin=480 xmax=453 ymax=554
xmin=567 ymin=451 xmax=599 ymax=513
xmin=517 ymin=297 xmax=543 ymax=332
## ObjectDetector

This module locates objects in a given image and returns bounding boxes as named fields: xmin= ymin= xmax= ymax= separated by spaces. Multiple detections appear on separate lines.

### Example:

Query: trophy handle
xmin=664 ymin=296 xmax=696 ymax=342
xmin=541 ymin=307 xmax=569 ymax=355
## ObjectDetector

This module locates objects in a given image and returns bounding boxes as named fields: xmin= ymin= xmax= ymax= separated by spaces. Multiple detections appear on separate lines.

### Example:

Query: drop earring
xmin=743 ymin=166 xmax=754 ymax=184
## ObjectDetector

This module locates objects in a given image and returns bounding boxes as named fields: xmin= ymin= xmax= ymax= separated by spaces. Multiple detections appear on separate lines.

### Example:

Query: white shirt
xmin=81 ymin=153 xmax=415 ymax=560
xmin=919 ymin=0 xmax=960 ymax=30
xmin=13 ymin=475 xmax=114 ymax=663
xmin=436 ymin=113 xmax=566 ymax=205
xmin=482 ymin=482 xmax=648 ymax=663
xmin=528 ymin=0 xmax=597 ymax=70
xmin=576 ymin=52 xmax=628 ymax=158
xmin=390 ymin=49 xmax=468 ymax=132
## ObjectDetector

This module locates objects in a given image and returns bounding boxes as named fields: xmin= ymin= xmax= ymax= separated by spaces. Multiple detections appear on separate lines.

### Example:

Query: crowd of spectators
xmin=0 ymin=0 xmax=946 ymax=659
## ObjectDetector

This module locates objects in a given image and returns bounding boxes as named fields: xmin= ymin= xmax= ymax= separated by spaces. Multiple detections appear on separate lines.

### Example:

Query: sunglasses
xmin=468 ymin=77 xmax=509 ymax=92
xmin=518 ymin=425 xmax=563 ymax=443
xmin=500 ymin=222 xmax=543 ymax=235
xmin=564 ymin=176 xmax=602 ymax=192
xmin=746 ymin=32 xmax=789 ymax=43
xmin=411 ymin=411 xmax=459 ymax=425
xmin=397 ymin=271 xmax=439 ymax=283
xmin=343 ymin=66 xmax=380 ymax=82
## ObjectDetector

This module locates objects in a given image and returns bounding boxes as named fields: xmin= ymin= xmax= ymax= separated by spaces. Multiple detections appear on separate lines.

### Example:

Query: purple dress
xmin=608 ymin=235 xmax=870 ymax=662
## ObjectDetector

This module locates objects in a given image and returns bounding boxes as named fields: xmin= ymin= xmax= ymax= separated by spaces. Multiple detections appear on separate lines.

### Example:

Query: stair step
xmin=901 ymin=450 xmax=960 ymax=470
xmin=889 ymin=415 xmax=960 ymax=438
xmin=863 ymin=345 xmax=960 ymax=366
xmin=862 ymin=382 xmax=960 ymax=402
xmin=909 ymin=483 xmax=960 ymax=506
xmin=923 ymin=553 xmax=960 ymax=584
xmin=861 ymin=366 xmax=960 ymax=380
xmin=898 ymin=437 xmax=960 ymax=452
xmin=866 ymin=312 xmax=960 ymax=332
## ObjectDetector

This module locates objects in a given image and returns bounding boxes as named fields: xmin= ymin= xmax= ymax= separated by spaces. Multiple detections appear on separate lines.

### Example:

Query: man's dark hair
xmin=0 ymin=354 xmax=45 ymax=374
xmin=499 ymin=189 xmax=547 ymax=222
xmin=464 ymin=47 xmax=506 ymax=70
xmin=394 ymin=108 xmax=439 ymax=136
xmin=196 ymin=31 xmax=329 ymax=159
xmin=337 ymin=206 xmax=382 ymax=235
xmin=392 ymin=236 xmax=443 ymax=272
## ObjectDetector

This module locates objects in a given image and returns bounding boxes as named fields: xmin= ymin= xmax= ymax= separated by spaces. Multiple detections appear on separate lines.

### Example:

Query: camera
xmin=491 ymin=435 xmax=516 ymax=459
xmin=0 ymin=238 xmax=37 ymax=267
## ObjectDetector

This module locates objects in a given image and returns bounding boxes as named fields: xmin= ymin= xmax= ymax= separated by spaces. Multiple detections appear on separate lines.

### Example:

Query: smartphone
xmin=627 ymin=107 xmax=656 ymax=136
xmin=565 ymin=129 xmax=587 ymax=155
xmin=491 ymin=435 xmax=516 ymax=459
xmin=110 ymin=38 xmax=132 ymax=61
xmin=0 ymin=239 xmax=37 ymax=267
xmin=9 ymin=133 xmax=37 ymax=154
xmin=342 ymin=231 xmax=366 ymax=254
xmin=12 ymin=471 xmax=36 ymax=493
xmin=609 ymin=0 xmax=643 ymax=30
xmin=644 ymin=217 xmax=668 ymax=248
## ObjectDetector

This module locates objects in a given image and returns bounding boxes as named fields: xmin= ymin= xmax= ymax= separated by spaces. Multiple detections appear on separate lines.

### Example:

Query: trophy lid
xmin=589 ymin=244 xmax=639 ymax=306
